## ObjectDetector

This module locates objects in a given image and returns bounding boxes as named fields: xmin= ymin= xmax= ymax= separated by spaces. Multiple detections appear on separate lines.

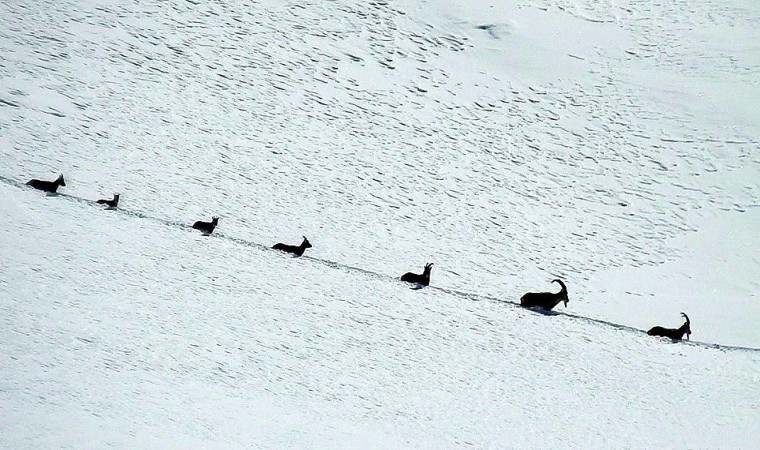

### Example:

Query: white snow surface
xmin=1 ymin=0 xmax=759 ymax=447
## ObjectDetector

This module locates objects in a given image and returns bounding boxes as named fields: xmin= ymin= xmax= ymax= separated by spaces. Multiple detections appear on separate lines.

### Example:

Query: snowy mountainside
xmin=1 ymin=0 xmax=759 ymax=447
xmin=1 ymin=188 xmax=758 ymax=448
xmin=2 ymin=0 xmax=758 ymax=344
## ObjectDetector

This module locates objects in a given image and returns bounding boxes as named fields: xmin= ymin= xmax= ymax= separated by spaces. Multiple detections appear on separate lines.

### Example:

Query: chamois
xmin=96 ymin=193 xmax=120 ymax=208
xmin=520 ymin=279 xmax=569 ymax=311
xmin=400 ymin=263 xmax=433 ymax=287
xmin=272 ymin=236 xmax=312 ymax=257
xmin=26 ymin=174 xmax=66 ymax=193
xmin=647 ymin=313 xmax=691 ymax=341
xmin=192 ymin=216 xmax=219 ymax=235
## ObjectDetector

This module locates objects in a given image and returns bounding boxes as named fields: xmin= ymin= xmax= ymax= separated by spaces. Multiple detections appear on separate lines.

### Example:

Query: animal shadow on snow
xmin=649 ymin=334 xmax=690 ymax=344
xmin=524 ymin=306 xmax=561 ymax=316
xmin=95 ymin=201 xmax=118 ymax=211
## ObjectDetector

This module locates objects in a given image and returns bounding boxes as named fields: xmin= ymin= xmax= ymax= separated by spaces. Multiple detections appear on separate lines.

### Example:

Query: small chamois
xmin=272 ymin=236 xmax=312 ymax=257
xmin=648 ymin=313 xmax=691 ymax=341
xmin=192 ymin=216 xmax=219 ymax=235
xmin=96 ymin=193 xmax=120 ymax=208
xmin=400 ymin=263 xmax=433 ymax=287
xmin=26 ymin=174 xmax=66 ymax=193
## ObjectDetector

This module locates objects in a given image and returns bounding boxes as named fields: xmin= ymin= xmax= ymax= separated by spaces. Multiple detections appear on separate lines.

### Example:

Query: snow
xmin=1 ymin=0 xmax=759 ymax=447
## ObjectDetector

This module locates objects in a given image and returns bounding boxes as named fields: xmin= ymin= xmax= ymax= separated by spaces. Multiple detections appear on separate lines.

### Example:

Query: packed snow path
xmin=2 ymin=175 xmax=758 ymax=353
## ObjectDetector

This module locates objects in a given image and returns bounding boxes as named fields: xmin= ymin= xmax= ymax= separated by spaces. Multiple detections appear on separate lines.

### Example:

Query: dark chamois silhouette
xmin=648 ymin=313 xmax=691 ymax=341
xmin=26 ymin=174 xmax=66 ymax=193
xmin=520 ymin=279 xmax=569 ymax=311
xmin=192 ymin=216 xmax=219 ymax=235
xmin=272 ymin=236 xmax=312 ymax=257
xmin=96 ymin=193 xmax=120 ymax=208
xmin=400 ymin=263 xmax=433 ymax=287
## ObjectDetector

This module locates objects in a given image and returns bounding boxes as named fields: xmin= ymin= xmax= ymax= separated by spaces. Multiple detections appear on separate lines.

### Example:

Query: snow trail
xmin=3 ymin=174 xmax=757 ymax=353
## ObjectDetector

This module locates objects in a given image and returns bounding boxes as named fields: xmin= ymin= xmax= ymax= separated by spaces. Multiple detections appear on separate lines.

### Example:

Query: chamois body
xmin=96 ymin=193 xmax=120 ymax=208
xmin=272 ymin=236 xmax=312 ymax=257
xmin=192 ymin=216 xmax=219 ymax=235
xmin=26 ymin=174 xmax=66 ymax=193
xmin=400 ymin=263 xmax=433 ymax=286
xmin=520 ymin=279 xmax=568 ymax=311
xmin=648 ymin=313 xmax=691 ymax=340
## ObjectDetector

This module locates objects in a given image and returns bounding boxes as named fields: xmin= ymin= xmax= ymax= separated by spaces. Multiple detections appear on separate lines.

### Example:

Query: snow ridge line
xmin=3 ymin=175 xmax=758 ymax=353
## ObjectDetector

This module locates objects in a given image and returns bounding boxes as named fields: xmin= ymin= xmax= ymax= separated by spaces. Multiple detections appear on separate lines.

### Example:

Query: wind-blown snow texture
xmin=1 ymin=0 xmax=759 ymax=447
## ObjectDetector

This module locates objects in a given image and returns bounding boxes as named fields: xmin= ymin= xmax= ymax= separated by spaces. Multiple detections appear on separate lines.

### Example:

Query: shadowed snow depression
xmin=1 ymin=0 xmax=759 ymax=447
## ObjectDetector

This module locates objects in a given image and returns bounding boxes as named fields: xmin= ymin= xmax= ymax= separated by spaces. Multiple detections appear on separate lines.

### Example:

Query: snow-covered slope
xmin=1 ymin=0 xmax=758 ymax=447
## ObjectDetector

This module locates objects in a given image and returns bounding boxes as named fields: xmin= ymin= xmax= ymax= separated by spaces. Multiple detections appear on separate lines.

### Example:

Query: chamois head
xmin=302 ymin=236 xmax=312 ymax=249
xmin=423 ymin=263 xmax=433 ymax=275
xmin=552 ymin=279 xmax=568 ymax=307
xmin=211 ymin=216 xmax=219 ymax=225
xmin=680 ymin=312 xmax=691 ymax=340
xmin=56 ymin=174 xmax=66 ymax=186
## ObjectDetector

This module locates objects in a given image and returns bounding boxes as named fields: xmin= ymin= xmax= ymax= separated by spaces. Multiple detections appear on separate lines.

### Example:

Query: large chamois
xmin=648 ymin=313 xmax=691 ymax=341
xmin=520 ymin=279 xmax=568 ymax=311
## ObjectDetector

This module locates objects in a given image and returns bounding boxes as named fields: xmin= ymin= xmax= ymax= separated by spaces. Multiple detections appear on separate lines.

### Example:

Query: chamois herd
xmin=23 ymin=173 xmax=694 ymax=342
